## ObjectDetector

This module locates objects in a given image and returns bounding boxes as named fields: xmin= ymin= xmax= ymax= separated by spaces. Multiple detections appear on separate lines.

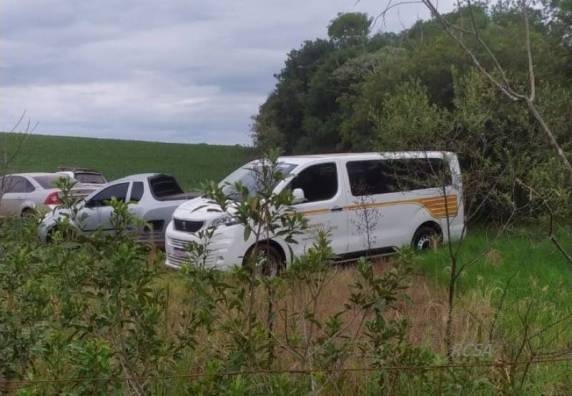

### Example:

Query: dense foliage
xmin=1 ymin=175 xmax=571 ymax=394
xmin=252 ymin=3 xmax=572 ymax=220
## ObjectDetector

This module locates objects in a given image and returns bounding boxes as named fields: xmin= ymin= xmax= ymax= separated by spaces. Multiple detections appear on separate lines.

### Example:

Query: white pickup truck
xmin=38 ymin=173 xmax=198 ymax=245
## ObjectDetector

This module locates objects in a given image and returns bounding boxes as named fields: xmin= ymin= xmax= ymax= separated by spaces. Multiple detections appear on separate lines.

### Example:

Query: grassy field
xmin=419 ymin=227 xmax=572 ymax=311
xmin=1 ymin=133 xmax=254 ymax=189
xmin=161 ymin=225 xmax=572 ymax=350
xmin=155 ymin=226 xmax=572 ymax=393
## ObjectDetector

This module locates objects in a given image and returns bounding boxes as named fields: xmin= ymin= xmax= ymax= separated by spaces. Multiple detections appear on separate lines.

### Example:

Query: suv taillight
xmin=44 ymin=191 xmax=61 ymax=205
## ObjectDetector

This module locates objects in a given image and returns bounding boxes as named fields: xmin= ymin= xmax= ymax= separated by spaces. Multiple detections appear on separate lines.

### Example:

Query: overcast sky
xmin=0 ymin=0 xmax=454 ymax=145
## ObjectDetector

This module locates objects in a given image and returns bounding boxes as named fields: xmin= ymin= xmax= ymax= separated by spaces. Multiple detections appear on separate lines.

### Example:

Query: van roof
xmin=278 ymin=151 xmax=455 ymax=165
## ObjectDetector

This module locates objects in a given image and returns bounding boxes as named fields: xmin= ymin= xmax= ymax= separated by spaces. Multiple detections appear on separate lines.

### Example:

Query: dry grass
xmin=161 ymin=258 xmax=496 ymax=362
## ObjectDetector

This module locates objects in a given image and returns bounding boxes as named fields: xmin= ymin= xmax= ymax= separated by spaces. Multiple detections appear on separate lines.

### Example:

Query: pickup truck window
xmin=149 ymin=175 xmax=183 ymax=199
xmin=130 ymin=182 xmax=144 ymax=202
xmin=88 ymin=182 xmax=129 ymax=207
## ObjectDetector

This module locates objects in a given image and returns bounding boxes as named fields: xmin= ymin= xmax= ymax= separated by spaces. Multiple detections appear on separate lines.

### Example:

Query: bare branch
xmin=466 ymin=0 xmax=515 ymax=90
xmin=373 ymin=0 xmax=424 ymax=29
xmin=515 ymin=178 xmax=572 ymax=266
xmin=420 ymin=0 xmax=524 ymax=101
xmin=525 ymin=100 xmax=572 ymax=181
xmin=520 ymin=0 xmax=536 ymax=102
xmin=411 ymin=0 xmax=572 ymax=183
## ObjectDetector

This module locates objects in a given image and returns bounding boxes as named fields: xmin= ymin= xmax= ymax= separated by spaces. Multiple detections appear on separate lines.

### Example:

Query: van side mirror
xmin=292 ymin=188 xmax=306 ymax=204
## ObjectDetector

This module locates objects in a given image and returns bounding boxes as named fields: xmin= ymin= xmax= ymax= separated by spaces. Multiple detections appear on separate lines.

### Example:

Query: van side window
xmin=347 ymin=158 xmax=452 ymax=196
xmin=290 ymin=163 xmax=338 ymax=203
xmin=346 ymin=161 xmax=394 ymax=195
xmin=389 ymin=158 xmax=452 ymax=190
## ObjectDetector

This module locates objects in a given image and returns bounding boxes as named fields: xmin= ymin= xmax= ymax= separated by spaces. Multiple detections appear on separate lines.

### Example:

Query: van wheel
xmin=244 ymin=244 xmax=284 ymax=277
xmin=412 ymin=226 xmax=441 ymax=251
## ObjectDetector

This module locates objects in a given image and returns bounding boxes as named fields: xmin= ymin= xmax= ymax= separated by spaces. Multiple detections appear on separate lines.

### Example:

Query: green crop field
xmin=1 ymin=133 xmax=255 ymax=190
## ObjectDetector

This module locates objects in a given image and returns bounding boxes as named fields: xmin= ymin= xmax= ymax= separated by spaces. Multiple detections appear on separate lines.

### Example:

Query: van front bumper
xmin=164 ymin=221 xmax=246 ymax=270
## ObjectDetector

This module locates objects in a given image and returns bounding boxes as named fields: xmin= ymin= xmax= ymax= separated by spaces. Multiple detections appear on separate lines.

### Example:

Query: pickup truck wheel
xmin=21 ymin=208 xmax=35 ymax=218
xmin=244 ymin=244 xmax=284 ymax=277
xmin=46 ymin=227 xmax=58 ymax=243
xmin=47 ymin=224 xmax=78 ymax=243
xmin=412 ymin=225 xmax=441 ymax=251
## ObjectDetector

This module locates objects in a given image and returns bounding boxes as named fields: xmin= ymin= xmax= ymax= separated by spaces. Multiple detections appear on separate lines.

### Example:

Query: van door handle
xmin=331 ymin=206 xmax=343 ymax=212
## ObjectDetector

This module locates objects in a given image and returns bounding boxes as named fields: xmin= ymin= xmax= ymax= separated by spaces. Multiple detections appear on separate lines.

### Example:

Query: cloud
xmin=0 ymin=0 xmax=454 ymax=145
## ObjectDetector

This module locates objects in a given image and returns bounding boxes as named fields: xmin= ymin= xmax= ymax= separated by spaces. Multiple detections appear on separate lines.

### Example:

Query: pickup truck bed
xmin=155 ymin=192 xmax=200 ymax=201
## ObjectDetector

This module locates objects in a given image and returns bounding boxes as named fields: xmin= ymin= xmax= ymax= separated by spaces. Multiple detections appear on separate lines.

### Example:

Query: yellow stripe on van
xmin=300 ymin=208 xmax=331 ymax=216
xmin=300 ymin=195 xmax=458 ymax=219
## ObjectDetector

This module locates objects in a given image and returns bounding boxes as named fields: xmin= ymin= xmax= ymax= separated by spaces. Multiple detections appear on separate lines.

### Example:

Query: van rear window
xmin=347 ymin=158 xmax=452 ymax=196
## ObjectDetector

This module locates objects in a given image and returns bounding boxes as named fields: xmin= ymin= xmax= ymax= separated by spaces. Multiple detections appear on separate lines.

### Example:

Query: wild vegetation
xmin=252 ymin=2 xmax=572 ymax=220
xmin=1 ymin=0 xmax=572 ymax=394
xmin=0 ymin=159 xmax=571 ymax=394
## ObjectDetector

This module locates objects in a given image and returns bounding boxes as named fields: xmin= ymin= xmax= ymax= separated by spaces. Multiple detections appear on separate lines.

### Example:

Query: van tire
xmin=244 ymin=243 xmax=285 ymax=277
xmin=412 ymin=225 xmax=442 ymax=251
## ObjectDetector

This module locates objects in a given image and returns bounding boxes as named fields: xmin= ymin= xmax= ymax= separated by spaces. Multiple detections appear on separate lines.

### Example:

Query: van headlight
xmin=210 ymin=215 xmax=239 ymax=228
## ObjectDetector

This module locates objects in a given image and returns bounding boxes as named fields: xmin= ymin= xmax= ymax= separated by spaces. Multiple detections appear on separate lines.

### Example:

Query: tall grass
xmin=418 ymin=227 xmax=572 ymax=309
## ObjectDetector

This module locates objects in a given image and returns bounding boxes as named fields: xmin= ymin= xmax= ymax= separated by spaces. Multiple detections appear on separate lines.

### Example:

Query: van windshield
xmin=220 ymin=162 xmax=297 ymax=201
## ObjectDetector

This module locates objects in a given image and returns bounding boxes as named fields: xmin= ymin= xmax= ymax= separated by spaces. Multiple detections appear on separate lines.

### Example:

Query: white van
xmin=165 ymin=152 xmax=464 ymax=270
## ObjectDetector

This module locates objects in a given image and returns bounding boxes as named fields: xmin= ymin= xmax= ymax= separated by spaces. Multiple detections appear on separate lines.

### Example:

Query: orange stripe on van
xmin=300 ymin=195 xmax=459 ymax=219
xmin=300 ymin=208 xmax=331 ymax=216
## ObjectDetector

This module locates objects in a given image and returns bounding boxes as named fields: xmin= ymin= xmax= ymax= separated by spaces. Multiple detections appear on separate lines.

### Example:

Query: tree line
xmin=252 ymin=2 xmax=572 ymax=220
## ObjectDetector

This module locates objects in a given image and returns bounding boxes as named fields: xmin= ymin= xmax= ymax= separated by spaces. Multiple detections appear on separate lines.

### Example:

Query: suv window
xmin=33 ymin=175 xmax=62 ymax=189
xmin=347 ymin=158 xmax=452 ymax=196
xmin=290 ymin=163 xmax=338 ymax=203
xmin=2 ymin=176 xmax=35 ymax=193
xmin=130 ymin=182 xmax=144 ymax=202
xmin=88 ymin=183 xmax=129 ymax=207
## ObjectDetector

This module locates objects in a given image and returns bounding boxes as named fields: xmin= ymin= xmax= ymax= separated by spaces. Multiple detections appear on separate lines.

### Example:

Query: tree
xmin=413 ymin=0 xmax=572 ymax=182
xmin=327 ymin=12 xmax=373 ymax=47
